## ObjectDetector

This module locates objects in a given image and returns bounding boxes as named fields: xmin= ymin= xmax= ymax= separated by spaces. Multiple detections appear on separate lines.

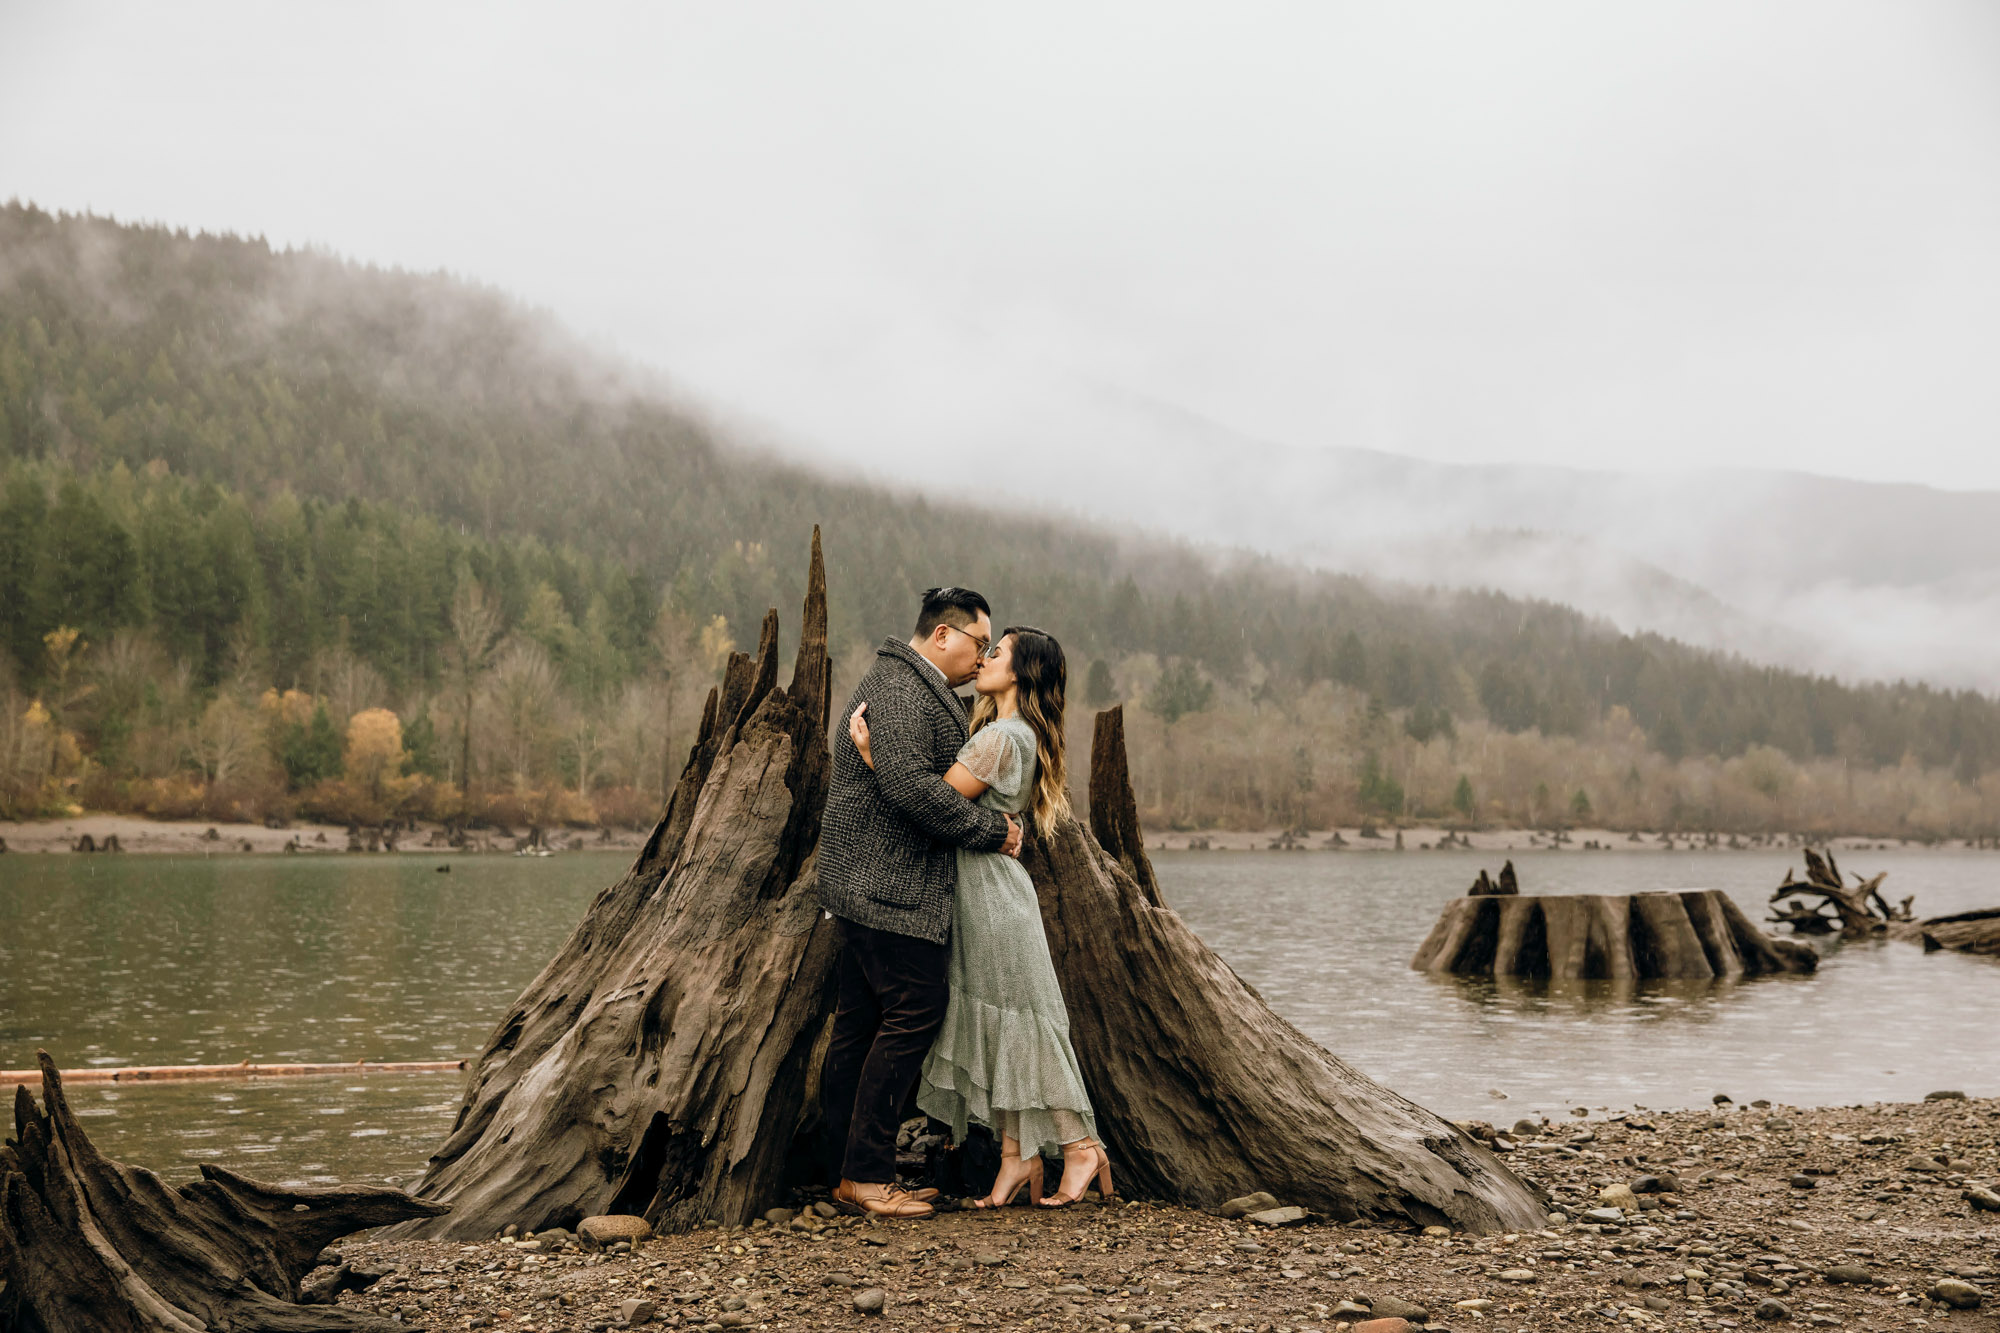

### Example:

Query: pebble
xmin=1963 ymin=1186 xmax=2000 ymax=1212
xmin=617 ymin=1296 xmax=656 ymax=1324
xmin=1788 ymin=1174 xmax=1817 ymax=1189
xmin=1598 ymin=1183 xmax=1640 ymax=1210
xmin=580 ymin=1215 xmax=654 ymax=1246
xmin=1755 ymin=1296 xmax=1792 ymax=1320
xmin=1353 ymin=1320 xmax=1415 ymax=1333
xmin=1495 ymin=1268 xmax=1537 ymax=1282
xmin=1929 ymin=1278 xmax=1984 ymax=1309
xmin=852 ymin=1287 xmax=887 ymax=1314
xmin=1365 ymin=1294 xmax=1429 ymax=1320
xmin=1821 ymin=1264 xmax=1871 ymax=1284
xmin=1246 ymin=1205 xmax=1309 ymax=1226
xmin=1217 ymin=1191 xmax=1279 ymax=1219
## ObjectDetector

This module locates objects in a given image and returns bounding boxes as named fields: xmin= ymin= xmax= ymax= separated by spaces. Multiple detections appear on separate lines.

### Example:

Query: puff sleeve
xmin=955 ymin=723 xmax=1030 ymax=799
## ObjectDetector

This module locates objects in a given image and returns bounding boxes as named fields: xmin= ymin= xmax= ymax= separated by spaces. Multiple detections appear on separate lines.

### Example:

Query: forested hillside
xmin=2 ymin=202 xmax=1995 ymax=836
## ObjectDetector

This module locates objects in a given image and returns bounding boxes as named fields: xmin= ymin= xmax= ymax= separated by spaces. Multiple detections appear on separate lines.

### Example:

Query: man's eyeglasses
xmin=943 ymin=624 xmax=1000 ymax=659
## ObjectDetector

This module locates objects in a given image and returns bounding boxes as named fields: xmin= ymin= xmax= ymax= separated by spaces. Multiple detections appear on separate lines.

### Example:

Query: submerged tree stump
xmin=1413 ymin=880 xmax=1818 ymax=979
xmin=398 ymin=540 xmax=1544 ymax=1238
xmin=1 ymin=1051 xmax=446 ymax=1332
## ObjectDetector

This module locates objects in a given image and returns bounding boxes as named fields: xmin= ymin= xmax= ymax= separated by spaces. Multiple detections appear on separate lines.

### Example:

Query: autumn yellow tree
xmin=344 ymin=707 xmax=408 ymax=802
xmin=38 ymin=627 xmax=94 ymax=779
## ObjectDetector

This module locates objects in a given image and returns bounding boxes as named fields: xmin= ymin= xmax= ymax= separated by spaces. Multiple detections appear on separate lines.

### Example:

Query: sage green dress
xmin=917 ymin=716 xmax=1099 ymax=1158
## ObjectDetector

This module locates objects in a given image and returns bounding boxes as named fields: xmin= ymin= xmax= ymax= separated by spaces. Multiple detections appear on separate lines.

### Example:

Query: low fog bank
xmin=753 ymin=378 xmax=2000 ymax=694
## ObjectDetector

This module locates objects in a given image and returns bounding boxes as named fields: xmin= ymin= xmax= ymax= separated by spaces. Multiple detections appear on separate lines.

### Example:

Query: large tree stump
xmin=399 ymin=542 xmax=1545 ymax=1238
xmin=1 ymin=1052 xmax=445 ymax=1332
xmin=394 ymin=531 xmax=840 ymax=1241
xmin=1020 ymin=705 xmax=1548 ymax=1231
xmin=1413 ymin=886 xmax=1818 ymax=978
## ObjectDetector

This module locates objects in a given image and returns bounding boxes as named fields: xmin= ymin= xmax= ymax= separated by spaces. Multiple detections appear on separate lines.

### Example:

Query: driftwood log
xmin=395 ymin=538 xmax=1545 ymax=1238
xmin=1769 ymin=848 xmax=2000 ymax=955
xmin=1917 ymin=907 xmax=2000 ymax=956
xmin=1 ymin=1051 xmax=447 ymax=1332
xmin=1769 ymin=848 xmax=1903 ymax=939
xmin=1414 ymin=882 xmax=1818 ymax=979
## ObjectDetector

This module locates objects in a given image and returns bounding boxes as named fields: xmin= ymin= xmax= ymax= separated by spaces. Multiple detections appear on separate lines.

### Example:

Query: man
xmin=817 ymin=586 xmax=1024 ymax=1219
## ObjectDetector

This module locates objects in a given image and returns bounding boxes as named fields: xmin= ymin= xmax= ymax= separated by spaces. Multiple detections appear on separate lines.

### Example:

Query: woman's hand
xmin=848 ymin=702 xmax=875 ymax=769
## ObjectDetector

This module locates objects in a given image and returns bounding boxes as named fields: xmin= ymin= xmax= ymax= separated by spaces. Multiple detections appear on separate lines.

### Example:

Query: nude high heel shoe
xmin=1038 ymin=1139 xmax=1113 ymax=1207
xmin=973 ymin=1152 xmax=1045 ymax=1209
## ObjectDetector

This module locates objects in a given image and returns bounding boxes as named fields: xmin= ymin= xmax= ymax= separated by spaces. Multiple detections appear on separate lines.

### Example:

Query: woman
xmin=848 ymin=625 xmax=1111 ymax=1208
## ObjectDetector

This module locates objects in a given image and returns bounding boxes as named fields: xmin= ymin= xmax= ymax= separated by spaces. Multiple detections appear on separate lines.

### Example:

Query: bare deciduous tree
xmin=447 ymin=577 xmax=505 ymax=791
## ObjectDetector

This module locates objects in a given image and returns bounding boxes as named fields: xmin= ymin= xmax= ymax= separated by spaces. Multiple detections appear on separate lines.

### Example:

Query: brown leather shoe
xmin=834 ymin=1179 xmax=934 ymax=1218
xmin=833 ymin=1179 xmax=939 ymax=1211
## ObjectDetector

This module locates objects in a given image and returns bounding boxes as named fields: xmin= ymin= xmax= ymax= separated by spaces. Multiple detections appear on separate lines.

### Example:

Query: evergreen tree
xmin=1357 ymin=751 xmax=1404 ymax=817
xmin=277 ymin=703 xmax=344 ymax=790
xmin=1084 ymin=658 xmax=1117 ymax=707
xmin=1146 ymin=658 xmax=1213 ymax=727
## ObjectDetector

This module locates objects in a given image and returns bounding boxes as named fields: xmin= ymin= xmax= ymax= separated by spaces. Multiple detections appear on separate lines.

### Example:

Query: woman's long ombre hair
xmin=970 ymin=626 xmax=1071 ymax=831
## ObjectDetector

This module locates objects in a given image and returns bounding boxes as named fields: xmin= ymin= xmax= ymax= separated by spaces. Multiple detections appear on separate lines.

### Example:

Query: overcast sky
xmin=4 ymin=2 xmax=1998 ymax=491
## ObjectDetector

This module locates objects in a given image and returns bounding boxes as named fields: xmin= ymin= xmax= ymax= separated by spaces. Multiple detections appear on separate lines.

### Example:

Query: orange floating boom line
xmin=0 ymin=1059 xmax=468 ymax=1085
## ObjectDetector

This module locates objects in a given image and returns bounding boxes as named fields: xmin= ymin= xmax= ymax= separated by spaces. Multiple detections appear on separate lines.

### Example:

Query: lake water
xmin=2 ymin=846 xmax=1996 ymax=1189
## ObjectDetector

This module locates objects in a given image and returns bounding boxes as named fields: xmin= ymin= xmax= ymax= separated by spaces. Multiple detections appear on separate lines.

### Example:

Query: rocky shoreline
xmin=326 ymin=1096 xmax=1998 ymax=1332
xmin=1 ymin=813 xmax=1984 ymax=858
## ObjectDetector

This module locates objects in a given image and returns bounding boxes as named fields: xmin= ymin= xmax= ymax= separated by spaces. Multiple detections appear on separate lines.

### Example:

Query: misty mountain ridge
xmin=787 ymin=377 xmax=1999 ymax=692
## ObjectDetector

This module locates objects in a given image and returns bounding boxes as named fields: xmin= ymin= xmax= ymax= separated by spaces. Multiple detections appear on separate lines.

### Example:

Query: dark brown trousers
xmin=821 ymin=918 xmax=950 ymax=1184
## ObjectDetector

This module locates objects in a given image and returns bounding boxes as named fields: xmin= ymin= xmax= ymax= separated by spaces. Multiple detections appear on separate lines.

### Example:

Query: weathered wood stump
xmin=1026 ymin=709 xmax=1548 ymax=1230
xmin=395 ymin=539 xmax=1545 ymax=1238
xmin=1 ymin=1051 xmax=446 ymax=1332
xmin=394 ymin=531 xmax=840 ymax=1241
xmin=1414 ymin=883 xmax=1818 ymax=979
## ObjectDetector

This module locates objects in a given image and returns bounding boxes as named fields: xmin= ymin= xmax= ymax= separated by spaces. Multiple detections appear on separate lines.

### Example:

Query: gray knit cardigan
xmin=816 ymin=637 xmax=1013 ymax=943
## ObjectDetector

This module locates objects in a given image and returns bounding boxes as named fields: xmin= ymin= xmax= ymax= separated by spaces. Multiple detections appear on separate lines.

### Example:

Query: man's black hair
xmin=914 ymin=586 xmax=991 ymax=638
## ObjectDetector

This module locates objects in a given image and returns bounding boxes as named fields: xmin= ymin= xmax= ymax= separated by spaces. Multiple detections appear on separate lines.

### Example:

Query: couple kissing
xmin=816 ymin=586 xmax=1110 ymax=1218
